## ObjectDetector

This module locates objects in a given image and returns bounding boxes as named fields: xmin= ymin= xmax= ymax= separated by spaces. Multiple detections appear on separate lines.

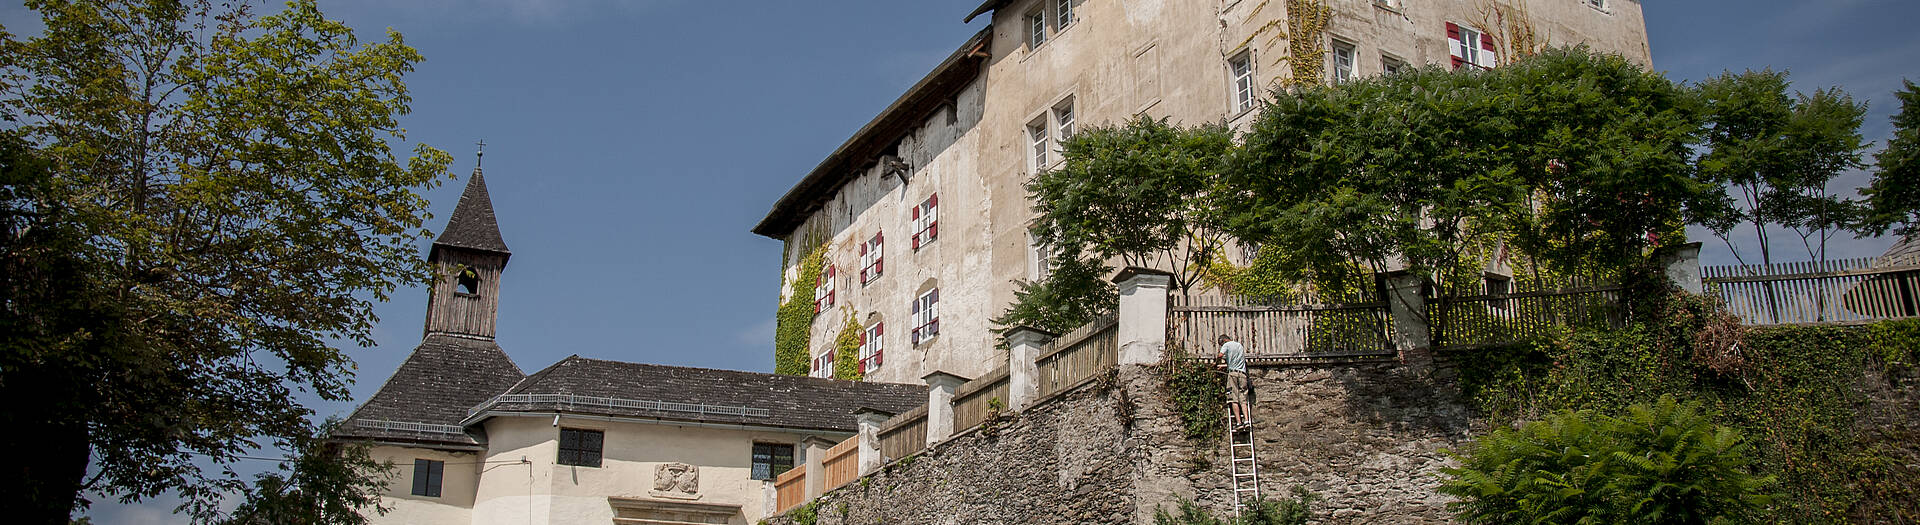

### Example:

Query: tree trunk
xmin=0 ymin=371 xmax=96 ymax=524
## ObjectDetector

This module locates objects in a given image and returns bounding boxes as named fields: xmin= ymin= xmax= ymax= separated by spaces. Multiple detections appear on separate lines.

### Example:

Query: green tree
xmin=219 ymin=419 xmax=395 ymax=525
xmin=1227 ymin=48 xmax=1712 ymax=288
xmin=1439 ymin=396 xmax=1775 ymax=524
xmin=1862 ymin=80 xmax=1920 ymax=237
xmin=992 ymin=253 xmax=1117 ymax=340
xmin=1695 ymin=70 xmax=1869 ymax=267
xmin=1152 ymin=488 xmax=1315 ymax=525
xmin=1028 ymin=116 xmax=1235 ymax=294
xmin=0 ymin=0 xmax=449 ymax=520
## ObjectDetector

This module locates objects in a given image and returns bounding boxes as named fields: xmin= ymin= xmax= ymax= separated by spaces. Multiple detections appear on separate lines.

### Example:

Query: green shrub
xmin=1440 ymin=396 xmax=1774 ymax=524
xmin=1161 ymin=355 xmax=1227 ymax=442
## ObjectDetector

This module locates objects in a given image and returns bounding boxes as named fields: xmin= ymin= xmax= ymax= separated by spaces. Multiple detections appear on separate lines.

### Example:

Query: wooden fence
xmin=951 ymin=364 xmax=1010 ymax=432
xmin=773 ymin=464 xmax=806 ymax=512
xmin=1428 ymin=285 xmax=1624 ymax=349
xmin=875 ymin=404 xmax=928 ymax=463
xmin=820 ymin=435 xmax=860 ymax=492
xmin=1705 ymin=258 xmax=1920 ymax=325
xmin=1169 ymin=294 xmax=1389 ymax=357
xmin=1034 ymin=317 xmax=1119 ymax=400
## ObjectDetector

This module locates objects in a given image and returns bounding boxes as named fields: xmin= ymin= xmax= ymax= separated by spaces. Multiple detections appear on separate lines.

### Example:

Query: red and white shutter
xmin=927 ymin=194 xmax=938 ymax=241
xmin=911 ymin=299 xmax=923 ymax=344
xmin=1479 ymin=31 xmax=1497 ymax=68
xmin=927 ymin=289 xmax=940 ymax=335
xmin=911 ymin=206 xmax=923 ymax=249
xmin=873 ymin=322 xmax=884 ymax=368
xmin=873 ymin=232 xmax=883 ymax=276
xmin=1446 ymin=22 xmax=1465 ymax=69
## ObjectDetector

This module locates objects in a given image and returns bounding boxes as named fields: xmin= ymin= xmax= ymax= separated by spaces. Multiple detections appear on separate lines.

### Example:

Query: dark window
xmin=558 ymin=428 xmax=604 ymax=467
xmin=751 ymin=442 xmax=795 ymax=481
xmin=411 ymin=459 xmax=444 ymax=497
xmin=457 ymin=266 xmax=480 ymax=295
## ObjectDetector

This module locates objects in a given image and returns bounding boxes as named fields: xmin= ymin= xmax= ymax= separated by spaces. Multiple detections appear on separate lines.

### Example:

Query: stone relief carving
xmin=650 ymin=462 xmax=700 ymax=500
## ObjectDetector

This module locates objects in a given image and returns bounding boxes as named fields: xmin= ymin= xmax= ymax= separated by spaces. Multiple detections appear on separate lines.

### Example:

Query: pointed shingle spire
xmin=431 ymin=167 xmax=511 ymax=259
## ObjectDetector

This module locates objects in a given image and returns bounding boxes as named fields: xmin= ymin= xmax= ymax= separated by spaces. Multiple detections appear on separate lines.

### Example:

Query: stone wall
xmin=767 ymin=367 xmax=1155 ymax=525
xmin=766 ymin=360 xmax=1479 ymax=525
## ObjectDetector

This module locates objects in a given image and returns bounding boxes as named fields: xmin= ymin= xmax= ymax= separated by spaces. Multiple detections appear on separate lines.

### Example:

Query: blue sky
xmin=8 ymin=0 xmax=1911 ymax=522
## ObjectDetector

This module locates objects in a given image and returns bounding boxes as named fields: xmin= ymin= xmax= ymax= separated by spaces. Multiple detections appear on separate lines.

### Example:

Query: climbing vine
xmin=1476 ymin=0 xmax=1543 ymax=63
xmin=1282 ymin=0 xmax=1331 ymax=88
xmin=832 ymin=313 xmax=864 ymax=381
xmin=774 ymin=244 xmax=825 ymax=376
xmin=1160 ymin=354 xmax=1227 ymax=443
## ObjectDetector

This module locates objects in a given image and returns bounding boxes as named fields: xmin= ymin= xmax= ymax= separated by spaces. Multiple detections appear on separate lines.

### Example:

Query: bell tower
xmin=423 ymin=163 xmax=511 ymax=339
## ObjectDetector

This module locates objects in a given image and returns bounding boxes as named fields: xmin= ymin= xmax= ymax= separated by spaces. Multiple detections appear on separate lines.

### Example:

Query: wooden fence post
xmin=1655 ymin=242 xmax=1704 ymax=294
xmin=1381 ymin=271 xmax=1432 ymax=369
xmin=1114 ymin=267 xmax=1173 ymax=366
xmin=1004 ymin=326 xmax=1057 ymax=411
xmin=922 ymin=371 xmax=969 ymax=445
xmin=852 ymin=408 xmax=891 ymax=477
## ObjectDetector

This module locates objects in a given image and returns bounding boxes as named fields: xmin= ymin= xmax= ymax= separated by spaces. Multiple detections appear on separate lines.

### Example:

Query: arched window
xmin=457 ymin=266 xmax=480 ymax=295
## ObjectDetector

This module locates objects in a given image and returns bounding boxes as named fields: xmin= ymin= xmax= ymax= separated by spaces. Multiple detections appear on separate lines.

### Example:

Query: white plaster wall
xmin=365 ymin=445 xmax=479 ymax=525
xmin=471 ymin=415 xmax=847 ymax=525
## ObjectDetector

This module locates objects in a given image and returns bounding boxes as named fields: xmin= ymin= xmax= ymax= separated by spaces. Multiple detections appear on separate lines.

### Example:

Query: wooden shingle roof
xmin=332 ymin=335 xmax=525 ymax=447
xmin=431 ymin=168 xmax=510 ymax=258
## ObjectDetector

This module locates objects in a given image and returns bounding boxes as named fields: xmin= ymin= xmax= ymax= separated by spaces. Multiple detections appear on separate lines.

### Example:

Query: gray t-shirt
xmin=1219 ymin=341 xmax=1246 ymax=372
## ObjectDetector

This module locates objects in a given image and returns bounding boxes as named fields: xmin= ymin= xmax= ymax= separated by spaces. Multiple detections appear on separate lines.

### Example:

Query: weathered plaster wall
xmin=367 ymin=445 xmax=480 ymax=525
xmin=471 ymin=415 xmax=841 ymax=525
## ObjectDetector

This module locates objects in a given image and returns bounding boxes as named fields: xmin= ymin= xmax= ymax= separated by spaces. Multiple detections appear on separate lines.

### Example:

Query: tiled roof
xmin=1882 ymin=234 xmax=1920 ymax=267
xmin=473 ymin=356 xmax=926 ymax=433
xmin=332 ymin=334 xmax=525 ymax=447
xmin=432 ymin=168 xmax=510 ymax=256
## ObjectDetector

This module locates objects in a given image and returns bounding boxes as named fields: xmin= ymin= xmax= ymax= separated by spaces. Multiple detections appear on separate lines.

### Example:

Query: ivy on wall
xmin=1456 ymin=290 xmax=1920 ymax=522
xmin=774 ymin=244 xmax=825 ymax=376
xmin=833 ymin=314 xmax=864 ymax=381
xmin=1282 ymin=0 xmax=1331 ymax=88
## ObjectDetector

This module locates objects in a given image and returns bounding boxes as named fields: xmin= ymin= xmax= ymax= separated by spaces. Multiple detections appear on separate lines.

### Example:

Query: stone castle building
xmin=332 ymin=170 xmax=924 ymax=524
xmin=754 ymin=0 xmax=1651 ymax=384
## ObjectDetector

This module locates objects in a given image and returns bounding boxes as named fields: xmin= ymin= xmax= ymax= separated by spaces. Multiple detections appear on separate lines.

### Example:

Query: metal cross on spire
xmin=475 ymin=139 xmax=486 ymax=167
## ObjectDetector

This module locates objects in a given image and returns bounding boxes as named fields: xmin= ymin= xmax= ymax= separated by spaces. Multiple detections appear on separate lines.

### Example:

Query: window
xmin=1382 ymin=55 xmax=1407 ymax=75
xmin=1373 ymin=0 xmax=1401 ymax=9
xmin=1331 ymin=40 xmax=1356 ymax=84
xmin=810 ymin=352 xmax=833 ymax=378
xmin=1447 ymin=22 xmax=1496 ymax=69
xmin=1055 ymin=0 xmax=1074 ymax=29
xmin=751 ymin=443 xmax=795 ymax=481
xmin=1484 ymin=273 xmax=1513 ymax=310
xmin=557 ymin=428 xmax=603 ymax=467
xmin=912 ymin=194 xmax=938 ymax=250
xmin=1229 ymin=50 xmax=1255 ymax=113
xmin=1054 ymin=99 xmax=1076 ymax=139
xmin=411 ymin=459 xmax=444 ymax=497
xmin=858 ymin=322 xmax=884 ymax=373
xmin=859 ymin=232 xmax=884 ymax=285
xmin=911 ymin=289 xmax=939 ymax=345
xmin=1028 ymin=119 xmax=1050 ymax=172
xmin=812 ymin=265 xmax=835 ymax=312
xmin=1585 ymin=0 xmax=1607 ymax=10
xmin=1028 ymin=232 xmax=1054 ymax=281
xmin=1026 ymin=10 xmax=1047 ymax=48
xmin=456 ymin=267 xmax=480 ymax=295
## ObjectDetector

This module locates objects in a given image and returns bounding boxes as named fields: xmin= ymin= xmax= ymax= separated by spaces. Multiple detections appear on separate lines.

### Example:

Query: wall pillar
xmin=800 ymin=436 xmax=836 ymax=500
xmin=1381 ymin=271 xmax=1432 ymax=369
xmin=1113 ymin=267 xmax=1173 ymax=365
xmin=1655 ymin=242 xmax=1704 ymax=294
xmin=922 ymin=371 xmax=969 ymax=445
xmin=851 ymin=408 xmax=892 ymax=477
xmin=1003 ymin=326 xmax=1057 ymax=411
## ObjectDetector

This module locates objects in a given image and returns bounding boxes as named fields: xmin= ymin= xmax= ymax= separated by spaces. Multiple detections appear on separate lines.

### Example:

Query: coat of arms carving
xmin=650 ymin=462 xmax=700 ymax=499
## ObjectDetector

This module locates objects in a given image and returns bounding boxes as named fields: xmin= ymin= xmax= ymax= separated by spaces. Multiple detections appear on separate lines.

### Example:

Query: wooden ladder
xmin=1227 ymin=409 xmax=1261 ymax=516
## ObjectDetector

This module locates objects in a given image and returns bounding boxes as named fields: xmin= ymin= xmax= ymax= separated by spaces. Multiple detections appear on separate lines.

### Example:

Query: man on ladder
xmin=1217 ymin=334 xmax=1250 ymax=430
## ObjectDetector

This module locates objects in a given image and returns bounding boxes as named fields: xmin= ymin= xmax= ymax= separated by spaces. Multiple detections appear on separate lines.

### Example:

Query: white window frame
xmin=1453 ymin=25 xmax=1486 ymax=69
xmin=1055 ymin=0 xmax=1074 ymax=29
xmin=1053 ymin=99 xmax=1076 ymax=140
xmin=1026 ymin=10 xmax=1047 ymax=48
xmin=810 ymin=352 xmax=833 ymax=378
xmin=859 ymin=232 xmax=883 ymax=285
xmin=1331 ymin=40 xmax=1356 ymax=84
xmin=911 ymin=289 xmax=940 ymax=345
xmin=858 ymin=322 xmax=883 ymax=373
xmin=1028 ymin=232 xmax=1054 ymax=281
xmin=1028 ymin=119 xmax=1050 ymax=172
xmin=912 ymin=194 xmax=939 ymax=250
xmin=812 ymin=264 xmax=835 ymax=312
xmin=1229 ymin=50 xmax=1255 ymax=114
xmin=1382 ymin=54 xmax=1407 ymax=75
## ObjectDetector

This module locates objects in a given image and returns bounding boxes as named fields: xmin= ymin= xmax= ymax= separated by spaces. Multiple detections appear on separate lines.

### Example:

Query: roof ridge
xmin=558 ymin=356 xmax=923 ymax=388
